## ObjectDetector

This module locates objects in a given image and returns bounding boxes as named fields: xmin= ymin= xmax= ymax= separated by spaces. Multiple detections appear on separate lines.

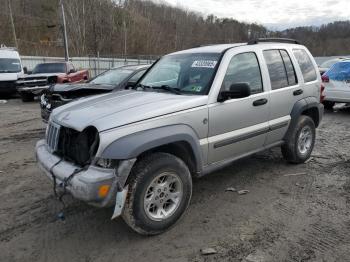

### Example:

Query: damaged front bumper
xmin=17 ymin=85 xmax=50 ymax=95
xmin=36 ymin=140 xmax=136 ymax=218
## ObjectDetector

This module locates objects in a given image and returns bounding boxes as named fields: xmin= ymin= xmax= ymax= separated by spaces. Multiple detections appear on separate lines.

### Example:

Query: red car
xmin=16 ymin=62 xmax=89 ymax=102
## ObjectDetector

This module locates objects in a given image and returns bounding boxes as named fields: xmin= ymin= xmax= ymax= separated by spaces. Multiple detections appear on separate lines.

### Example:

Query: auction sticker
xmin=192 ymin=60 xmax=217 ymax=68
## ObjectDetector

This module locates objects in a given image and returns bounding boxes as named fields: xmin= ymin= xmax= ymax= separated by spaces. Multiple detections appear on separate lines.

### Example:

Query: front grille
xmin=17 ymin=77 xmax=48 ymax=87
xmin=46 ymin=122 xmax=60 ymax=152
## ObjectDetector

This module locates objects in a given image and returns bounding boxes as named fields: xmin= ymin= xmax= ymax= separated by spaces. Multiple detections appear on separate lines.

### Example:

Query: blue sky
xmin=156 ymin=0 xmax=350 ymax=30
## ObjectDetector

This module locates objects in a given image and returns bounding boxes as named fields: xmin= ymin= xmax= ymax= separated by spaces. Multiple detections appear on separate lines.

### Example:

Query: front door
xmin=208 ymin=52 xmax=270 ymax=164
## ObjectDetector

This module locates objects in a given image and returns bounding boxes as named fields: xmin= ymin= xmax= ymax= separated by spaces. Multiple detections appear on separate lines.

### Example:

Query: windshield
xmin=139 ymin=53 xmax=221 ymax=95
xmin=320 ymin=59 xmax=343 ymax=68
xmin=32 ymin=63 xmax=66 ymax=74
xmin=90 ymin=68 xmax=133 ymax=85
xmin=0 ymin=58 xmax=21 ymax=73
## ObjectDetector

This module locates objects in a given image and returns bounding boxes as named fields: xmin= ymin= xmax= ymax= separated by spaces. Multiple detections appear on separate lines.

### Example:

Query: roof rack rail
xmin=247 ymin=38 xmax=300 ymax=45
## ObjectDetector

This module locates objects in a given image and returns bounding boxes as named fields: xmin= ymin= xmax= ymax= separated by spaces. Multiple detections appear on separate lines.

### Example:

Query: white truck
xmin=0 ymin=45 xmax=24 ymax=97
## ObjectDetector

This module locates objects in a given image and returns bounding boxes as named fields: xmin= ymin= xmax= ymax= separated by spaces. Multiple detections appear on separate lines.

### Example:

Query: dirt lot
xmin=0 ymin=98 xmax=350 ymax=262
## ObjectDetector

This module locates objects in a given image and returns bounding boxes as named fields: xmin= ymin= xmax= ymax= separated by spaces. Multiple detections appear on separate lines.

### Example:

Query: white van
xmin=0 ymin=45 xmax=24 ymax=96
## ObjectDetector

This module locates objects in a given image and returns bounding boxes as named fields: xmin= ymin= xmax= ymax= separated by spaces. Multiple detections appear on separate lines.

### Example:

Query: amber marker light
xmin=98 ymin=185 xmax=111 ymax=198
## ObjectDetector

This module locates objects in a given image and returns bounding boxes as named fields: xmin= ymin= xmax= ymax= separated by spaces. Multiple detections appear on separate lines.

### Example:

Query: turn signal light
xmin=98 ymin=185 xmax=111 ymax=198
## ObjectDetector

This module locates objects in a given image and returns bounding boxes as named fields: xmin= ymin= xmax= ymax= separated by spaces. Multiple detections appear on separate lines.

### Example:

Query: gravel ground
xmin=0 ymin=98 xmax=350 ymax=262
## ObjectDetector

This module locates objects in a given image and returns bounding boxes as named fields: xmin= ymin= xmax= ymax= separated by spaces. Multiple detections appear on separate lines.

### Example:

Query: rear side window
xmin=280 ymin=50 xmax=297 ymax=86
xmin=221 ymin=52 xmax=263 ymax=94
xmin=293 ymin=49 xmax=317 ymax=82
xmin=263 ymin=50 xmax=288 ymax=90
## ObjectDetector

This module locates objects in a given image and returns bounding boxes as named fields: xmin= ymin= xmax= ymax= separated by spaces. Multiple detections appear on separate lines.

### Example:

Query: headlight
xmin=40 ymin=94 xmax=47 ymax=106
xmin=94 ymin=158 xmax=119 ymax=169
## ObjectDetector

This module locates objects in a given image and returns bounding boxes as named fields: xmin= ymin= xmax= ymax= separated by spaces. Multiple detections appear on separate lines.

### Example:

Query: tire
xmin=122 ymin=152 xmax=192 ymax=235
xmin=21 ymin=93 xmax=35 ymax=102
xmin=323 ymin=101 xmax=335 ymax=110
xmin=281 ymin=115 xmax=316 ymax=164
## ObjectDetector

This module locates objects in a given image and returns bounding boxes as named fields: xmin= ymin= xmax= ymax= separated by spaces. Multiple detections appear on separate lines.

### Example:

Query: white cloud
xmin=156 ymin=0 xmax=350 ymax=29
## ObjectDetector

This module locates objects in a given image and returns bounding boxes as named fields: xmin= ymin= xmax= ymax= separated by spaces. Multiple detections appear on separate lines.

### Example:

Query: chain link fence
xmin=20 ymin=55 xmax=350 ymax=78
xmin=21 ymin=55 xmax=158 ymax=77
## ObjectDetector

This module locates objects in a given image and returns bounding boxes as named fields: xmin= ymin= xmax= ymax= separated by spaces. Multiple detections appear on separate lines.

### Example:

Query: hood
xmin=52 ymin=90 xmax=208 ymax=132
xmin=51 ymin=82 xmax=115 ymax=93
xmin=19 ymin=73 xmax=64 ymax=79
xmin=0 ymin=72 xmax=20 ymax=81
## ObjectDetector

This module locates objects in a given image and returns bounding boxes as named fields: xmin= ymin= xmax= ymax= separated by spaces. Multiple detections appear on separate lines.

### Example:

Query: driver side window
xmin=221 ymin=52 xmax=263 ymax=94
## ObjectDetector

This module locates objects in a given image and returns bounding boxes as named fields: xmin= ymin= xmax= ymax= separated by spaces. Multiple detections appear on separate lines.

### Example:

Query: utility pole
xmin=8 ymin=0 xmax=18 ymax=48
xmin=123 ymin=20 xmax=127 ymax=59
xmin=60 ymin=0 xmax=69 ymax=61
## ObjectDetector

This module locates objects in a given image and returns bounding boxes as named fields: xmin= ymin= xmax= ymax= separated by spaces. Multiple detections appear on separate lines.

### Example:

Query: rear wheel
xmin=122 ymin=152 xmax=192 ymax=235
xmin=323 ymin=101 xmax=335 ymax=110
xmin=282 ymin=115 xmax=315 ymax=164
xmin=20 ymin=93 xmax=35 ymax=102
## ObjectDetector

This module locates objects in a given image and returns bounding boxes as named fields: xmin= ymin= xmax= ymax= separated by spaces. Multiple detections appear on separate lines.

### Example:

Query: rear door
xmin=292 ymin=49 xmax=319 ymax=100
xmin=208 ymin=51 xmax=270 ymax=164
xmin=263 ymin=49 xmax=302 ymax=145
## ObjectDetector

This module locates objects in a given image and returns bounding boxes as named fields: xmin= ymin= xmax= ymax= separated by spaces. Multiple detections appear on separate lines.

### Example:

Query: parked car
xmin=17 ymin=62 xmax=89 ymax=102
xmin=322 ymin=60 xmax=350 ymax=110
xmin=40 ymin=64 xmax=150 ymax=122
xmin=36 ymin=38 xmax=324 ymax=235
xmin=318 ymin=57 xmax=349 ymax=76
xmin=0 ymin=45 xmax=24 ymax=97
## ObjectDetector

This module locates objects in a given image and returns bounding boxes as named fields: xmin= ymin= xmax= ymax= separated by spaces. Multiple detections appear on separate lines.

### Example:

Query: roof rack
xmin=247 ymin=38 xmax=300 ymax=45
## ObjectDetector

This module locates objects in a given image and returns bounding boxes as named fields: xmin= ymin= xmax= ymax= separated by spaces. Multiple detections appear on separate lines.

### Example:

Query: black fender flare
xmin=284 ymin=97 xmax=323 ymax=140
xmin=101 ymin=125 xmax=203 ymax=172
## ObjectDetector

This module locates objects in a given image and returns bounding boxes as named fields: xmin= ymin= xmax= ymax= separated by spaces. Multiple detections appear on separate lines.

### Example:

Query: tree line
xmin=0 ymin=0 xmax=349 ymax=57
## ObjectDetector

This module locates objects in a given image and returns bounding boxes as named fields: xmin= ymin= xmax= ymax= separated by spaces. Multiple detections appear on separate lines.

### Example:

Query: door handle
xmin=293 ymin=89 xmax=303 ymax=96
xmin=253 ymin=98 xmax=268 ymax=106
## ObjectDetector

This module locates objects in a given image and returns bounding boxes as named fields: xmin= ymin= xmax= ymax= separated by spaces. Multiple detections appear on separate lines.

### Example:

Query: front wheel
xmin=122 ymin=152 xmax=192 ymax=235
xmin=282 ymin=115 xmax=316 ymax=164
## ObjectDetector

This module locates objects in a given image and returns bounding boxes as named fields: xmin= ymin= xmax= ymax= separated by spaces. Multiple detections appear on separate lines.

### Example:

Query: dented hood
xmin=51 ymin=90 xmax=207 ymax=132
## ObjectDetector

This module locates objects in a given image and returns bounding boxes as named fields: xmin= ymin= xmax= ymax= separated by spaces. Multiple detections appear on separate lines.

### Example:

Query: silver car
xmin=36 ymin=38 xmax=324 ymax=235
xmin=321 ymin=60 xmax=350 ymax=110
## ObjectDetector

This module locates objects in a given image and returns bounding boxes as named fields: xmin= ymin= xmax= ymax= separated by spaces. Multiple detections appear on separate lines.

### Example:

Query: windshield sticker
xmin=191 ymin=60 xmax=217 ymax=68
xmin=189 ymin=85 xmax=202 ymax=92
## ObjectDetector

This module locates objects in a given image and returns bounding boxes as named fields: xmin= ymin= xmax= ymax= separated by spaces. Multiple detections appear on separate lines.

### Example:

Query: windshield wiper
xmin=152 ymin=85 xmax=182 ymax=95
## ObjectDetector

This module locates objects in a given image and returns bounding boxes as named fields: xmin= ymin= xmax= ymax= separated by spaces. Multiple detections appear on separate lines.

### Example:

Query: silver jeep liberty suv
xmin=36 ymin=38 xmax=324 ymax=235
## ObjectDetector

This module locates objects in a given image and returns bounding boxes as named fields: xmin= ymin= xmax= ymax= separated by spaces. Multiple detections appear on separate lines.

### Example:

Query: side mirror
xmin=218 ymin=83 xmax=251 ymax=102
xmin=68 ymin=69 xmax=75 ymax=74
xmin=23 ymin=67 xmax=28 ymax=74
